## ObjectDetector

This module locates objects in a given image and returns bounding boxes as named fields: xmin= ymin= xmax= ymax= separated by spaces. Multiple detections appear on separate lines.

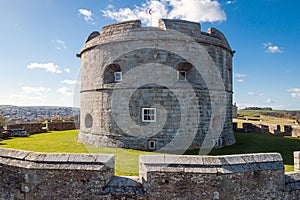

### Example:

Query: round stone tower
xmin=77 ymin=19 xmax=235 ymax=152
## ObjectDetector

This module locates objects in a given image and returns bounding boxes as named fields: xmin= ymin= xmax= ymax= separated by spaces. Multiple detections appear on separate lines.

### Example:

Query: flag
xmin=148 ymin=9 xmax=152 ymax=15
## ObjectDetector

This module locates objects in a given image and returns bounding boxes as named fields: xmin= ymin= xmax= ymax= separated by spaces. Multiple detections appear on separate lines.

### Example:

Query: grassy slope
xmin=1 ymin=130 xmax=300 ymax=174
xmin=235 ymin=110 xmax=300 ymax=128
xmin=238 ymin=110 xmax=300 ymax=116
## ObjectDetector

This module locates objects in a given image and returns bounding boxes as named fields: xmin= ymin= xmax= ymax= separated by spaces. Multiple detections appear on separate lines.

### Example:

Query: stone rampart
xmin=4 ymin=121 xmax=77 ymax=136
xmin=233 ymin=122 xmax=300 ymax=137
xmin=0 ymin=125 xmax=3 ymax=138
xmin=47 ymin=121 xmax=76 ymax=131
xmin=6 ymin=123 xmax=47 ymax=134
xmin=1 ymin=148 xmax=300 ymax=199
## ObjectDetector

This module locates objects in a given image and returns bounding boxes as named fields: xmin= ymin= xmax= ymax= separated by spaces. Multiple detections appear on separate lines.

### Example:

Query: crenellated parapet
xmin=79 ymin=19 xmax=233 ymax=57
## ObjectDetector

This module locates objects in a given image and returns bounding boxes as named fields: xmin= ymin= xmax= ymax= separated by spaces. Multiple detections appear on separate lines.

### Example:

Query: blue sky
xmin=0 ymin=0 xmax=299 ymax=109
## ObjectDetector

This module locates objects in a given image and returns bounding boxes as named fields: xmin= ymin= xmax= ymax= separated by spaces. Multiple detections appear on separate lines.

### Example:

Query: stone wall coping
xmin=285 ymin=172 xmax=300 ymax=191
xmin=0 ymin=148 xmax=114 ymax=169
xmin=294 ymin=151 xmax=300 ymax=157
xmin=140 ymin=153 xmax=284 ymax=174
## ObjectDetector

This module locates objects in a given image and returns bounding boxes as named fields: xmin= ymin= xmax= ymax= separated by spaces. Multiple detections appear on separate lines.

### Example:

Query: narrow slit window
xmin=142 ymin=108 xmax=156 ymax=122
xmin=149 ymin=141 xmax=156 ymax=149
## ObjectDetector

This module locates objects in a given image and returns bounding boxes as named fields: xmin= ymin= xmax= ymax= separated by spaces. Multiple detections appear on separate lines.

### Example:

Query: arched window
xmin=103 ymin=64 xmax=122 ymax=84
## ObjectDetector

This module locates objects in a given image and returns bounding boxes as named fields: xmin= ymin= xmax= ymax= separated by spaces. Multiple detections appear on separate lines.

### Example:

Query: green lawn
xmin=210 ymin=132 xmax=300 ymax=171
xmin=1 ymin=130 xmax=300 ymax=174
xmin=0 ymin=130 xmax=155 ymax=176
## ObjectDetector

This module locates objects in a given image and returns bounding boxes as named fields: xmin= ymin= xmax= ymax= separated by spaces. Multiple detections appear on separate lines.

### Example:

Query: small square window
xmin=114 ymin=72 xmax=122 ymax=82
xmin=177 ymin=71 xmax=186 ymax=81
xmin=142 ymin=108 xmax=156 ymax=122
xmin=149 ymin=141 xmax=156 ymax=149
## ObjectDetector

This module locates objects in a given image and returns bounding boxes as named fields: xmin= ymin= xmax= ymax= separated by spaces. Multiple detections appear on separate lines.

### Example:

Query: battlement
xmin=80 ymin=19 xmax=232 ymax=56
xmin=1 ymin=148 xmax=300 ymax=199
xmin=101 ymin=20 xmax=142 ymax=36
xmin=158 ymin=18 xmax=201 ymax=37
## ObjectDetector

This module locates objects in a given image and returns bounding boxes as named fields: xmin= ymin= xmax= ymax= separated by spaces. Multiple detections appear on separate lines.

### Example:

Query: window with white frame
xmin=142 ymin=108 xmax=156 ymax=122
xmin=177 ymin=71 xmax=186 ymax=80
xmin=114 ymin=72 xmax=122 ymax=82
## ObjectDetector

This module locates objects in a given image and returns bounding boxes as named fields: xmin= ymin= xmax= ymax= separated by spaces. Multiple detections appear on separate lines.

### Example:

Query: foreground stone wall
xmin=2 ymin=148 xmax=300 ymax=199
xmin=0 ymin=148 xmax=114 ymax=199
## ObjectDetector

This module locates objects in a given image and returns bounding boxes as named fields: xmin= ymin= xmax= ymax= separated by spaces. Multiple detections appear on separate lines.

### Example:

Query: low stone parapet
xmin=2 ymin=148 xmax=300 ymax=199
xmin=140 ymin=153 xmax=285 ymax=199
xmin=0 ymin=148 xmax=114 ymax=199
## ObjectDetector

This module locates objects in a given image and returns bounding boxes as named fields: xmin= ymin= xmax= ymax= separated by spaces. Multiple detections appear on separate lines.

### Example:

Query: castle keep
xmin=78 ymin=19 xmax=235 ymax=151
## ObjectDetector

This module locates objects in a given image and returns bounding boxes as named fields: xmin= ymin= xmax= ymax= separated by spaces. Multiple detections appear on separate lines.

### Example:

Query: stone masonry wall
xmin=0 ymin=125 xmax=3 ymax=138
xmin=47 ymin=121 xmax=76 ymax=131
xmin=79 ymin=19 xmax=235 ymax=151
xmin=6 ymin=123 xmax=47 ymax=134
xmin=2 ymin=148 xmax=300 ymax=199
xmin=0 ymin=148 xmax=114 ymax=200
xmin=5 ymin=122 xmax=77 ymax=135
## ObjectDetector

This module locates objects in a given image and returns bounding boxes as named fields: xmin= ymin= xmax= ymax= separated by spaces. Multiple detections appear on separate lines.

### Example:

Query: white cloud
xmin=56 ymin=87 xmax=73 ymax=96
xmin=61 ymin=80 xmax=80 ymax=85
xmin=64 ymin=68 xmax=71 ymax=73
xmin=27 ymin=62 xmax=62 ymax=74
xmin=265 ymin=99 xmax=274 ymax=104
xmin=102 ymin=0 xmax=226 ymax=26
xmin=248 ymin=92 xmax=264 ymax=97
xmin=52 ymin=40 xmax=67 ymax=50
xmin=288 ymin=88 xmax=300 ymax=98
xmin=225 ymin=0 xmax=237 ymax=4
xmin=263 ymin=42 xmax=282 ymax=54
xmin=21 ymin=86 xmax=51 ymax=95
xmin=234 ymin=73 xmax=246 ymax=83
xmin=79 ymin=9 xmax=94 ymax=24
xmin=234 ymin=73 xmax=246 ymax=78
xmin=9 ymin=94 xmax=44 ymax=101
